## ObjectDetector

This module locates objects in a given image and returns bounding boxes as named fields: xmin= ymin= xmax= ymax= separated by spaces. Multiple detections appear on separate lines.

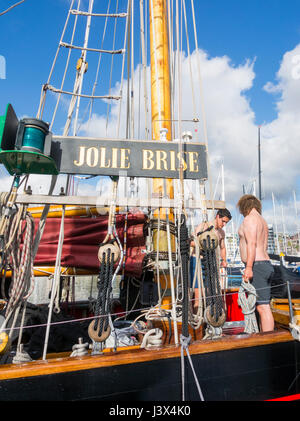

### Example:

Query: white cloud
xmin=260 ymin=45 xmax=300 ymax=205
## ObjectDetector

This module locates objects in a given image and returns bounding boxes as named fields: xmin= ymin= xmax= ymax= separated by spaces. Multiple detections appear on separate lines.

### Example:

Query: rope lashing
xmin=149 ymin=218 xmax=177 ymax=236
xmin=238 ymin=281 xmax=259 ymax=334
xmin=12 ymin=344 xmax=32 ymax=364
xmin=202 ymin=235 xmax=226 ymax=329
xmin=0 ymin=176 xmax=36 ymax=357
xmin=149 ymin=217 xmax=178 ymax=262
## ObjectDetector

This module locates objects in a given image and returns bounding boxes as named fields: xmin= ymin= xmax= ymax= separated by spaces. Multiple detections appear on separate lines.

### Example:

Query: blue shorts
xmin=252 ymin=260 xmax=274 ymax=305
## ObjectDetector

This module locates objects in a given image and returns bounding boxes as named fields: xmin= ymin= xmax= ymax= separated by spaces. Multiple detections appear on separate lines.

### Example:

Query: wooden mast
xmin=149 ymin=0 xmax=174 ymax=253
xmin=150 ymin=0 xmax=172 ymax=144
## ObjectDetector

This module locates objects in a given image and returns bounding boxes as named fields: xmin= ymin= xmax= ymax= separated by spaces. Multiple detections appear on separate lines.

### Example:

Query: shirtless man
xmin=237 ymin=194 xmax=274 ymax=332
xmin=190 ymin=209 xmax=232 ymax=307
xmin=192 ymin=209 xmax=231 ymax=262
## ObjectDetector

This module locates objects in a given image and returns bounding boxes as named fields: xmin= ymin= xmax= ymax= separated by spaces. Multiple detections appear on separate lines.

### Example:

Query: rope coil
xmin=70 ymin=338 xmax=89 ymax=357
xmin=5 ymin=211 xmax=35 ymax=318
xmin=238 ymin=281 xmax=259 ymax=334
xmin=140 ymin=328 xmax=163 ymax=349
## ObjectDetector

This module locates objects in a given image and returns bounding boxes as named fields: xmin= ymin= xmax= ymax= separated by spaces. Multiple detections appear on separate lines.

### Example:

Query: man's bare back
xmin=238 ymin=209 xmax=270 ymax=265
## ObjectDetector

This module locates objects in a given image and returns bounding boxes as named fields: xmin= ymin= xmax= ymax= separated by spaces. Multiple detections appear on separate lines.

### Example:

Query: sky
xmin=0 ymin=0 xmax=300 ymax=235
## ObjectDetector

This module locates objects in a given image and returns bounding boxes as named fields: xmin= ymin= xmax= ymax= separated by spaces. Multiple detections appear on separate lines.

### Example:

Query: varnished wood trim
xmin=0 ymin=329 xmax=294 ymax=381
xmin=272 ymin=299 xmax=300 ymax=304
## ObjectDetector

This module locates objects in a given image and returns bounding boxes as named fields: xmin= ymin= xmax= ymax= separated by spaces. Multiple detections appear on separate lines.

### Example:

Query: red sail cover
xmin=32 ymin=212 xmax=147 ymax=277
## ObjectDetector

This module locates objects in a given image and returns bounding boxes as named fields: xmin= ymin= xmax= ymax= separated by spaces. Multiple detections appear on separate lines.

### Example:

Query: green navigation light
xmin=0 ymin=104 xmax=58 ymax=176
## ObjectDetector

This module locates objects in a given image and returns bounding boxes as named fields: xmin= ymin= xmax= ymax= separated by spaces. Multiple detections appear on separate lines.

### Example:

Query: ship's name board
xmin=50 ymin=136 xmax=207 ymax=180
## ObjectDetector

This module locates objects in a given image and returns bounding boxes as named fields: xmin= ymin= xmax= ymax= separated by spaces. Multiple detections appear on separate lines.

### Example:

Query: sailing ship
xmin=0 ymin=0 xmax=300 ymax=402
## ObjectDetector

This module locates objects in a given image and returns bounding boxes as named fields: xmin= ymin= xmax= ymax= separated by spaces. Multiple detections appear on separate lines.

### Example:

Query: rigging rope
xmin=0 ymin=176 xmax=35 ymax=344
xmin=180 ymin=334 xmax=204 ymax=401
xmin=37 ymin=0 xmax=76 ymax=121
xmin=178 ymin=213 xmax=190 ymax=338
xmin=88 ymin=178 xmax=123 ymax=346
xmin=106 ymin=0 xmax=120 ymax=135
xmin=117 ymin=0 xmax=130 ymax=137
xmin=190 ymin=226 xmax=204 ymax=329
xmin=178 ymin=213 xmax=205 ymax=402
xmin=42 ymin=204 xmax=65 ymax=360
xmin=2 ymin=280 xmax=289 ymax=337
xmin=0 ymin=0 xmax=26 ymax=17
xmin=139 ymin=0 xmax=150 ymax=139
xmin=200 ymin=233 xmax=226 ymax=339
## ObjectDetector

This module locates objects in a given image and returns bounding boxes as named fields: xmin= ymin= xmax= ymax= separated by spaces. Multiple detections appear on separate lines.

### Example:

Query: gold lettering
xmin=177 ymin=152 xmax=187 ymax=171
xmin=100 ymin=147 xmax=111 ymax=168
xmin=74 ymin=146 xmax=86 ymax=166
xmin=86 ymin=147 xmax=99 ymax=167
xmin=120 ymin=148 xmax=130 ymax=169
xmin=142 ymin=150 xmax=154 ymax=170
xmin=156 ymin=150 xmax=168 ymax=171
xmin=111 ymin=148 xmax=118 ymax=169
xmin=188 ymin=151 xmax=199 ymax=172
xmin=169 ymin=150 xmax=176 ymax=171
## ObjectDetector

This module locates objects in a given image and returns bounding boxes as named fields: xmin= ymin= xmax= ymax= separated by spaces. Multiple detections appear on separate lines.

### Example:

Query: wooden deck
xmin=271 ymin=298 xmax=300 ymax=326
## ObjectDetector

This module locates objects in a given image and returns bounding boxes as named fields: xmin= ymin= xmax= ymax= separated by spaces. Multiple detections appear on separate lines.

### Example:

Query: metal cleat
xmin=90 ymin=340 xmax=104 ymax=355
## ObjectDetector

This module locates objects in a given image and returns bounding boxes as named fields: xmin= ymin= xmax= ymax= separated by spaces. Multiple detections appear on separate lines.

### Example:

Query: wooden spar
xmin=27 ymin=205 xmax=119 ymax=218
xmin=2 ymin=267 xmax=97 ymax=278
xmin=14 ymin=194 xmax=224 ymax=211
xmin=149 ymin=0 xmax=174 ymax=249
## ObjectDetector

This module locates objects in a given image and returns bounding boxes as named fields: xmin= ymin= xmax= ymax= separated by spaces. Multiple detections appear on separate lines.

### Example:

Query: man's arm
xmin=219 ymin=236 xmax=227 ymax=267
xmin=243 ymin=215 xmax=257 ymax=281
xmin=190 ymin=222 xmax=205 ymax=249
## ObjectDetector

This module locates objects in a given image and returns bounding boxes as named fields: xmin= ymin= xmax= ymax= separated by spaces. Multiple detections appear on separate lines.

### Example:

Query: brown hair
xmin=237 ymin=194 xmax=262 ymax=216
xmin=216 ymin=208 xmax=232 ymax=220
